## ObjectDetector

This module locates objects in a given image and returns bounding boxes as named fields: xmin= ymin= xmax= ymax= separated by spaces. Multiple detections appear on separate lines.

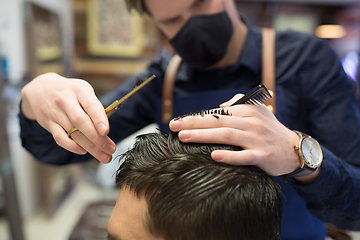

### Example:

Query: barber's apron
xmin=155 ymin=86 xmax=326 ymax=240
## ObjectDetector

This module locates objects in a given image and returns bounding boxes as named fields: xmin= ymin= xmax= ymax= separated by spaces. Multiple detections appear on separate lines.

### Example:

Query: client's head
xmin=108 ymin=132 xmax=282 ymax=240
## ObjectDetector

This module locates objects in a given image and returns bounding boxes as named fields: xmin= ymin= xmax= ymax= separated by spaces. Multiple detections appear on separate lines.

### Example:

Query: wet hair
xmin=116 ymin=132 xmax=282 ymax=240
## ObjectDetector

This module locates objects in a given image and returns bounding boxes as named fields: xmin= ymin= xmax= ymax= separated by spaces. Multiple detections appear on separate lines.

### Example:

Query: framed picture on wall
xmin=25 ymin=3 xmax=64 ymax=76
xmin=87 ymin=0 xmax=145 ymax=57
xmin=27 ymin=3 xmax=62 ymax=62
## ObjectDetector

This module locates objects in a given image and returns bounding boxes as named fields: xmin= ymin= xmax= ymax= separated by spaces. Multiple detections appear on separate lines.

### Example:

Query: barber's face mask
xmin=169 ymin=11 xmax=234 ymax=69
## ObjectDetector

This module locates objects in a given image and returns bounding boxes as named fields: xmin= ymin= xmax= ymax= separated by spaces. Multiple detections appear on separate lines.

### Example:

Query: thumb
xmin=219 ymin=93 xmax=245 ymax=107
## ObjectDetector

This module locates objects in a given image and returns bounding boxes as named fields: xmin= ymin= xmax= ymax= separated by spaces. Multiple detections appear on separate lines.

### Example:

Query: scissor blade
xmin=105 ymin=74 xmax=156 ymax=117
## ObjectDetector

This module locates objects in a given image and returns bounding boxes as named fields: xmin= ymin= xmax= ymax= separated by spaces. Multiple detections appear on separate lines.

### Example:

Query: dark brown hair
xmin=116 ymin=132 xmax=282 ymax=240
xmin=124 ymin=0 xmax=149 ymax=14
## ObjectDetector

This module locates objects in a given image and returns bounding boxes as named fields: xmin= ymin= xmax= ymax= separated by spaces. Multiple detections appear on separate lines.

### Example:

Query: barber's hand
xmin=21 ymin=72 xmax=116 ymax=163
xmin=169 ymin=94 xmax=301 ymax=176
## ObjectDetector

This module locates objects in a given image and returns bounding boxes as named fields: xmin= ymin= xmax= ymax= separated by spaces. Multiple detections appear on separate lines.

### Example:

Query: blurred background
xmin=0 ymin=0 xmax=359 ymax=239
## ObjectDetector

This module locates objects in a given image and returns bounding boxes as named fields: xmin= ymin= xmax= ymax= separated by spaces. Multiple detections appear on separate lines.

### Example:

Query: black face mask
xmin=169 ymin=11 xmax=234 ymax=69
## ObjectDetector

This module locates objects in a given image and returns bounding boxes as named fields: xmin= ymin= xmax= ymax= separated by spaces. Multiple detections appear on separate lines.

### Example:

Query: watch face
xmin=301 ymin=136 xmax=323 ymax=168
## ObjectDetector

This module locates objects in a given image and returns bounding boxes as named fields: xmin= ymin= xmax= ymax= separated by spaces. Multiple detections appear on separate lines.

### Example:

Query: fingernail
xmin=99 ymin=152 xmax=112 ymax=163
xmin=104 ymin=143 xmax=116 ymax=154
xmin=98 ymin=123 xmax=107 ymax=136
xmin=219 ymin=101 xmax=229 ymax=107
xmin=179 ymin=130 xmax=191 ymax=140
xmin=212 ymin=151 xmax=224 ymax=161
xmin=169 ymin=119 xmax=182 ymax=131
xmin=106 ymin=156 xmax=112 ymax=163
xmin=78 ymin=147 xmax=87 ymax=155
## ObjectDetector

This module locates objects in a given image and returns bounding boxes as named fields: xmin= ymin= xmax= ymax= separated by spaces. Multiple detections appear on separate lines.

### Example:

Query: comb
xmin=173 ymin=85 xmax=272 ymax=121
xmin=230 ymin=85 xmax=272 ymax=106
xmin=174 ymin=108 xmax=231 ymax=120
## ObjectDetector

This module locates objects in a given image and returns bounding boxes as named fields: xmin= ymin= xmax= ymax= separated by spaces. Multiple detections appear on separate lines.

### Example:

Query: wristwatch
xmin=288 ymin=131 xmax=323 ymax=178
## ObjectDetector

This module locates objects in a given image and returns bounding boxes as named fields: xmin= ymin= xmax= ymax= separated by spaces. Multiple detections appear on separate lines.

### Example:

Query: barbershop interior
xmin=0 ymin=0 xmax=360 ymax=239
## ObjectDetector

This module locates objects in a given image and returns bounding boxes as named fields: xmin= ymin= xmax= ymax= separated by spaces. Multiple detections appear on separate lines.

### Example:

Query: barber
xmin=20 ymin=0 xmax=360 ymax=237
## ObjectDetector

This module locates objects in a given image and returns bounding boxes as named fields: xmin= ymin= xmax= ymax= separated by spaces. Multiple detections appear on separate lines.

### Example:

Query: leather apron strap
xmin=262 ymin=28 xmax=276 ymax=114
xmin=161 ymin=28 xmax=276 ymax=123
xmin=162 ymin=54 xmax=182 ymax=123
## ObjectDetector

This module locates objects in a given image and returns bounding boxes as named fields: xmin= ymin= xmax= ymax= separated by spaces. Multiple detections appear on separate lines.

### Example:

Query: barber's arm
xmin=170 ymin=37 xmax=360 ymax=230
xmin=169 ymin=87 xmax=360 ymax=230
xmin=20 ymin=68 xmax=161 ymax=165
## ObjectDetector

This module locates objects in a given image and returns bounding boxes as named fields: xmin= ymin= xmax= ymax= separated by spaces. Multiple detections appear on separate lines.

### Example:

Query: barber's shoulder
xmin=276 ymin=29 xmax=334 ymax=67
xmin=276 ymin=29 xmax=317 ymax=46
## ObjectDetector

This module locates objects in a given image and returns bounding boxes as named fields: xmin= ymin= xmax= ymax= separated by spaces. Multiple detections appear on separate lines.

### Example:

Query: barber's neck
xmin=209 ymin=19 xmax=248 ymax=70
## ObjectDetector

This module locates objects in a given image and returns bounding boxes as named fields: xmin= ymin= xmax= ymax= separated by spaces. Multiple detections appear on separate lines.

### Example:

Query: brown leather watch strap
xmin=262 ymin=28 xmax=276 ymax=114
xmin=162 ymin=54 xmax=182 ymax=123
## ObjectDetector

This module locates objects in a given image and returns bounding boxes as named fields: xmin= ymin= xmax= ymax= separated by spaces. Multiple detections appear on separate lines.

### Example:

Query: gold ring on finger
xmin=67 ymin=127 xmax=79 ymax=139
